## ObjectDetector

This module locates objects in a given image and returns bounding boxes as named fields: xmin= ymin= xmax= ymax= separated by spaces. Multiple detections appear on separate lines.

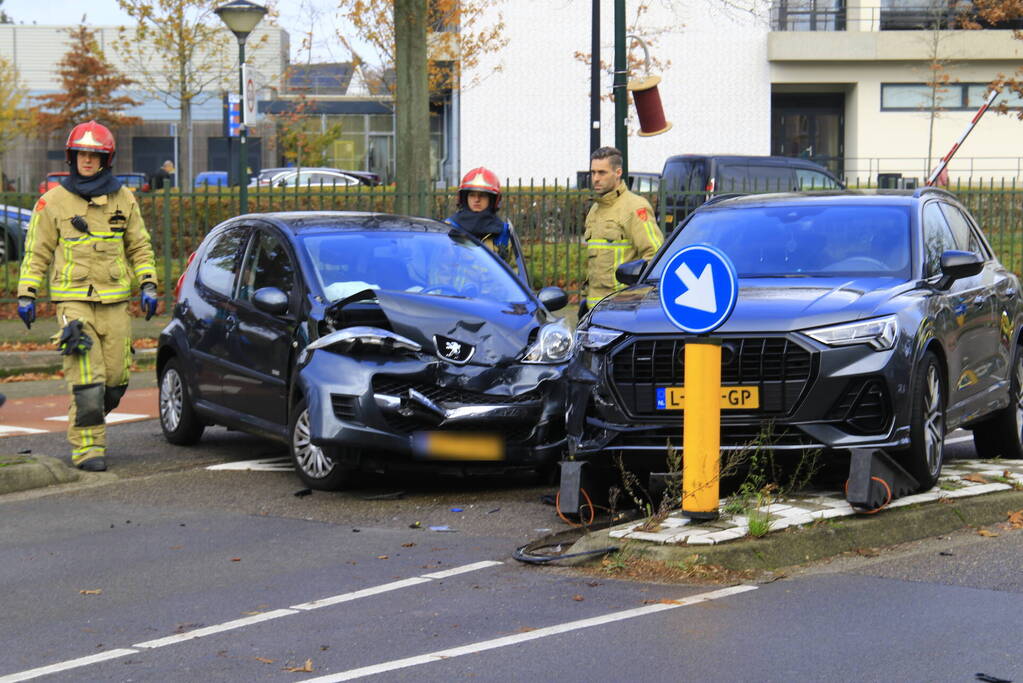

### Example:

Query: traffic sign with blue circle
xmin=658 ymin=244 xmax=738 ymax=334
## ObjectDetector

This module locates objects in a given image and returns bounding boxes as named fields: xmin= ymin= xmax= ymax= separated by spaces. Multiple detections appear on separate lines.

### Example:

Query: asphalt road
xmin=1 ymin=419 xmax=1021 ymax=681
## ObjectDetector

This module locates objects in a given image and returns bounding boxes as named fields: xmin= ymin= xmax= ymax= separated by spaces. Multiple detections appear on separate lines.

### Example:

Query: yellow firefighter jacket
xmin=18 ymin=185 xmax=157 ymax=303
xmin=583 ymin=181 xmax=664 ymax=305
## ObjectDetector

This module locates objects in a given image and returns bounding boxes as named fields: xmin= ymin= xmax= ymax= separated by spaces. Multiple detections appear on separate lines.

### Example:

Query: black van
xmin=661 ymin=155 xmax=844 ymax=225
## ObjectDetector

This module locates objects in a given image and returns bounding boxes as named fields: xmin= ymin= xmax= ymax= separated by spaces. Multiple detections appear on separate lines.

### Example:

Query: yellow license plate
xmin=412 ymin=432 xmax=505 ymax=461
xmin=656 ymin=386 xmax=759 ymax=410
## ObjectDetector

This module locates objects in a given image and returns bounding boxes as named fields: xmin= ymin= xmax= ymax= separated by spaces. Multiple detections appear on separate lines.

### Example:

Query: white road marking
xmin=298 ymin=584 xmax=760 ymax=682
xmin=0 ymin=560 xmax=504 ymax=681
xmin=133 ymin=609 xmax=299 ymax=649
xmin=421 ymin=560 xmax=504 ymax=579
xmin=44 ymin=412 xmax=150 ymax=424
xmin=0 ymin=425 xmax=47 ymax=435
xmin=291 ymin=578 xmax=432 ymax=611
xmin=0 ymin=648 xmax=137 ymax=683
xmin=206 ymin=457 xmax=295 ymax=472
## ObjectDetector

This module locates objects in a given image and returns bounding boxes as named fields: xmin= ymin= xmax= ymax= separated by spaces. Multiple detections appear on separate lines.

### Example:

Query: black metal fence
xmin=2 ymin=178 xmax=1022 ymax=305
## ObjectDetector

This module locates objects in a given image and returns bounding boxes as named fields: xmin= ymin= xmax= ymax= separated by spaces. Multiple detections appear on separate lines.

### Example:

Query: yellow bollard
xmin=681 ymin=339 xmax=721 ymax=520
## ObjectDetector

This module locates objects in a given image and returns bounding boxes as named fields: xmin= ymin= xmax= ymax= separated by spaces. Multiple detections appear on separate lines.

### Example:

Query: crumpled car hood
xmin=328 ymin=289 xmax=544 ymax=365
xmin=592 ymin=277 xmax=914 ymax=333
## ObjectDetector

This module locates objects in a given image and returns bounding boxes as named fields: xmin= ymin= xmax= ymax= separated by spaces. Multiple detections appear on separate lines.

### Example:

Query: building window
xmin=880 ymin=83 xmax=1015 ymax=111
xmin=772 ymin=0 xmax=846 ymax=31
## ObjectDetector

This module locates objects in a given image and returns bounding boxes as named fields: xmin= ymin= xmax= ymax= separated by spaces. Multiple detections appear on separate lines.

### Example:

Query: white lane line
xmin=291 ymin=578 xmax=432 ymax=610
xmin=0 ymin=425 xmax=48 ymax=435
xmin=0 ymin=648 xmax=138 ymax=683
xmin=133 ymin=609 xmax=299 ymax=649
xmin=0 ymin=560 xmax=505 ymax=681
xmin=421 ymin=560 xmax=504 ymax=579
xmin=206 ymin=458 xmax=295 ymax=472
xmin=299 ymin=584 xmax=759 ymax=682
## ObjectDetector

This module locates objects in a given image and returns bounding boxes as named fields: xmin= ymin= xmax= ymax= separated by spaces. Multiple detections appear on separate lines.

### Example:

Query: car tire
xmin=159 ymin=357 xmax=205 ymax=445
xmin=898 ymin=350 xmax=946 ymax=491
xmin=972 ymin=343 xmax=1023 ymax=460
xmin=290 ymin=397 xmax=351 ymax=491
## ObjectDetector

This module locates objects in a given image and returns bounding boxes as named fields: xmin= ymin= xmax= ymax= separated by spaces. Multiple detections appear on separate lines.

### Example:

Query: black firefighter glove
xmin=57 ymin=320 xmax=93 ymax=356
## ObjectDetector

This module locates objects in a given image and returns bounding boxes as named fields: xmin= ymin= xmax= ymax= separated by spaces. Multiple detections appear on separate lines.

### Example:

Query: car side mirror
xmin=537 ymin=286 xmax=568 ymax=311
xmin=935 ymin=250 xmax=983 ymax=290
xmin=252 ymin=287 xmax=289 ymax=315
xmin=616 ymin=259 xmax=646 ymax=286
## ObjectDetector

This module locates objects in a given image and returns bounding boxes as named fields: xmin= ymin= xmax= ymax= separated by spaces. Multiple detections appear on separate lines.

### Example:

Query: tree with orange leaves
xmin=31 ymin=25 xmax=142 ymax=136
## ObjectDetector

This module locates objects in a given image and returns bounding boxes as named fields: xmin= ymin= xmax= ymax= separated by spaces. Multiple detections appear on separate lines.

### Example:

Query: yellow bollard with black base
xmin=681 ymin=339 xmax=721 ymax=520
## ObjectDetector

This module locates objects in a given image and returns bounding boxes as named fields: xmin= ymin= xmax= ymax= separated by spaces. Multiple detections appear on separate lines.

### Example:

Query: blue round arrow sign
xmin=658 ymin=244 xmax=738 ymax=334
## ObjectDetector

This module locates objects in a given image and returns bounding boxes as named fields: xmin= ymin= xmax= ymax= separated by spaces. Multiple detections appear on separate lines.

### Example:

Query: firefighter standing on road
xmin=16 ymin=121 xmax=158 ymax=472
xmin=581 ymin=146 xmax=664 ymax=316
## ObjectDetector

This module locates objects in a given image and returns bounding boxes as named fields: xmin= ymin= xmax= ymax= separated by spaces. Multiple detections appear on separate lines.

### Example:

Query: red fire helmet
xmin=459 ymin=167 xmax=502 ymax=209
xmin=66 ymin=121 xmax=116 ymax=165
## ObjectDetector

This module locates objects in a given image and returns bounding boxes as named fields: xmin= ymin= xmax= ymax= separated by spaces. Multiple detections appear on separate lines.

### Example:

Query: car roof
xmin=245 ymin=211 xmax=454 ymax=236
xmin=665 ymin=155 xmax=835 ymax=170
xmin=696 ymin=188 xmax=955 ymax=210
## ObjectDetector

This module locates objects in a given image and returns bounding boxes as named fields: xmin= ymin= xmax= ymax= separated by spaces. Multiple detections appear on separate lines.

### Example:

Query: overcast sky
xmin=4 ymin=0 xmax=352 ymax=63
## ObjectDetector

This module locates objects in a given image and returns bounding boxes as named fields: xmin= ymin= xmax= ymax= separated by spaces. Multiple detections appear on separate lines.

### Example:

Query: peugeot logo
xmin=434 ymin=335 xmax=475 ymax=364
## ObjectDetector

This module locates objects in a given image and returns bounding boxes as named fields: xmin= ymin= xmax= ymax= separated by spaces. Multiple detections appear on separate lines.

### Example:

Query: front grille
xmin=372 ymin=376 xmax=540 ymax=405
xmin=826 ymin=378 xmax=892 ymax=435
xmin=331 ymin=394 xmax=358 ymax=420
xmin=607 ymin=424 xmax=821 ymax=451
xmin=609 ymin=336 xmax=814 ymax=417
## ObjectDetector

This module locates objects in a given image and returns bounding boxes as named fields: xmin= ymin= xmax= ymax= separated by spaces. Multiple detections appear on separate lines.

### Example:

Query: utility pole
xmin=395 ymin=0 xmax=431 ymax=215
xmin=613 ymin=0 xmax=628 ymax=180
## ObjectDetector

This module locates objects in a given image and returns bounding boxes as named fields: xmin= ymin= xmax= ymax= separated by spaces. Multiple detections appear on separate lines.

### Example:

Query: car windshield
xmin=302 ymin=230 xmax=530 ymax=304
xmin=650 ymin=204 xmax=913 ymax=279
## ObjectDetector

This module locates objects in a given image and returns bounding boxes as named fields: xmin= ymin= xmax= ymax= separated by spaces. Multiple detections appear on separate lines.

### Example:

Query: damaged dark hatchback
xmin=157 ymin=212 xmax=572 ymax=489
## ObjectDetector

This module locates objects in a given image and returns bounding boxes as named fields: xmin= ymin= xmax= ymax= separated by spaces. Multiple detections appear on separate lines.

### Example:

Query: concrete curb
xmin=1 ymin=348 xmax=156 ymax=375
xmin=0 ymin=454 xmax=82 ymax=494
xmin=567 ymin=490 xmax=1023 ymax=571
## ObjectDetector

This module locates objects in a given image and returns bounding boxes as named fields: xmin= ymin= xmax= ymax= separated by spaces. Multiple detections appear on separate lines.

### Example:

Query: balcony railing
xmin=771 ymin=2 xmax=1023 ymax=31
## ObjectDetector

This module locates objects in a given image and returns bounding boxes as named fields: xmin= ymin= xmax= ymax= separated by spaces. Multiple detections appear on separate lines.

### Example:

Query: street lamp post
xmin=215 ymin=0 xmax=267 ymax=215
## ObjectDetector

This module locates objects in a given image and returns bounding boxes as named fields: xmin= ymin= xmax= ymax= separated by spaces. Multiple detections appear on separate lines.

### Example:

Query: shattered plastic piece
xmin=294 ymin=488 xmax=312 ymax=498
xmin=360 ymin=490 xmax=406 ymax=500
xmin=17 ymin=449 xmax=31 ymax=454
xmin=409 ymin=521 xmax=422 ymax=529
xmin=939 ymin=551 xmax=954 ymax=556
xmin=450 ymin=507 xmax=463 ymax=512
xmin=488 ymin=508 xmax=501 ymax=514
xmin=975 ymin=674 xmax=1012 ymax=683
xmin=429 ymin=525 xmax=458 ymax=532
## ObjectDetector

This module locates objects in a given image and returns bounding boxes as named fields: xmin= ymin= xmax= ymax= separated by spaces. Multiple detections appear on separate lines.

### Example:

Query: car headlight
xmin=574 ymin=325 xmax=624 ymax=351
xmin=299 ymin=326 xmax=421 ymax=364
xmin=523 ymin=320 xmax=574 ymax=363
xmin=804 ymin=315 xmax=899 ymax=351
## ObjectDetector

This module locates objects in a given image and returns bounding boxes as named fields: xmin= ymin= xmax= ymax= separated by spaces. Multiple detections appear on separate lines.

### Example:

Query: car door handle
xmin=224 ymin=316 xmax=238 ymax=333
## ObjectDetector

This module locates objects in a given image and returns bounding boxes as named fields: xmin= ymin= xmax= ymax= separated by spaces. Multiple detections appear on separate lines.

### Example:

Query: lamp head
xmin=214 ymin=0 xmax=267 ymax=41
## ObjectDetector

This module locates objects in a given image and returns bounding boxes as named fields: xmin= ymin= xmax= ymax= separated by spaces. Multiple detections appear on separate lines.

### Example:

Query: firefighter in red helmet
xmin=445 ymin=167 xmax=515 ymax=264
xmin=17 ymin=121 xmax=157 ymax=472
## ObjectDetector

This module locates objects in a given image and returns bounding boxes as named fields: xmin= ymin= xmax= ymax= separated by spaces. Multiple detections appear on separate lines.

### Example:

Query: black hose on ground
xmin=511 ymin=526 xmax=620 ymax=565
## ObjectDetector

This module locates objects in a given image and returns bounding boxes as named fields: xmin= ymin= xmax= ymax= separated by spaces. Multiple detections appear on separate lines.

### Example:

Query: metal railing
xmin=3 ymin=178 xmax=1023 ymax=305
xmin=770 ymin=4 xmax=1023 ymax=31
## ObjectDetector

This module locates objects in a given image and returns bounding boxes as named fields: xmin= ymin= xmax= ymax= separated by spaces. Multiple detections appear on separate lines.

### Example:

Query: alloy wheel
xmin=160 ymin=369 xmax=183 ymax=432
xmin=923 ymin=363 xmax=944 ymax=476
xmin=292 ymin=409 xmax=335 ymax=479
xmin=1014 ymin=352 xmax=1023 ymax=446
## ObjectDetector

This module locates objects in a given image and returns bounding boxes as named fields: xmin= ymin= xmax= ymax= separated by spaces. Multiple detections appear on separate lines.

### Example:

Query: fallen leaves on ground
xmin=516 ymin=626 xmax=537 ymax=633
xmin=377 ymin=555 xmax=389 ymax=560
xmin=254 ymin=657 xmax=275 ymax=664
xmin=283 ymin=659 xmax=314 ymax=673
xmin=79 ymin=589 xmax=102 ymax=595
xmin=0 ymin=338 xmax=156 ymax=352
xmin=1008 ymin=509 xmax=1023 ymax=529
xmin=0 ymin=371 xmax=63 ymax=383
xmin=571 ymin=594 xmax=584 ymax=601
xmin=962 ymin=473 xmax=989 ymax=484
xmin=978 ymin=528 xmax=999 ymax=537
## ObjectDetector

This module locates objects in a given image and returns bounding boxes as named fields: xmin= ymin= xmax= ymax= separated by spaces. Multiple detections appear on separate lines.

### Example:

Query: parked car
xmin=38 ymin=171 xmax=69 ymax=194
xmin=628 ymin=172 xmax=661 ymax=193
xmin=194 ymin=171 xmax=229 ymax=188
xmin=0 ymin=204 xmax=33 ymax=264
xmin=158 ymin=211 xmax=572 ymax=490
xmin=568 ymin=188 xmax=1023 ymax=494
xmin=266 ymin=170 xmax=362 ymax=188
xmin=660 ymin=155 xmax=844 ymax=224
xmin=116 ymin=172 xmax=150 ymax=193
xmin=253 ymin=167 xmax=380 ymax=188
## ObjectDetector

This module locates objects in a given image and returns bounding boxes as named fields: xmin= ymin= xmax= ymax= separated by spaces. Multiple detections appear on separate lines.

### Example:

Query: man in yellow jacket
xmin=17 ymin=121 xmax=158 ymax=471
xmin=581 ymin=146 xmax=664 ymax=314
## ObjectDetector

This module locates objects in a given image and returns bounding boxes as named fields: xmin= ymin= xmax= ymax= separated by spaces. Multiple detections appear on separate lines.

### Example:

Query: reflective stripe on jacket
xmin=583 ymin=181 xmax=663 ymax=305
xmin=18 ymin=185 xmax=157 ymax=303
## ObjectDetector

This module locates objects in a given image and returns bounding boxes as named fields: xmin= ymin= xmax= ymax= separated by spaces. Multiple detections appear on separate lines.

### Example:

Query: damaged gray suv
xmin=157 ymin=212 xmax=572 ymax=489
